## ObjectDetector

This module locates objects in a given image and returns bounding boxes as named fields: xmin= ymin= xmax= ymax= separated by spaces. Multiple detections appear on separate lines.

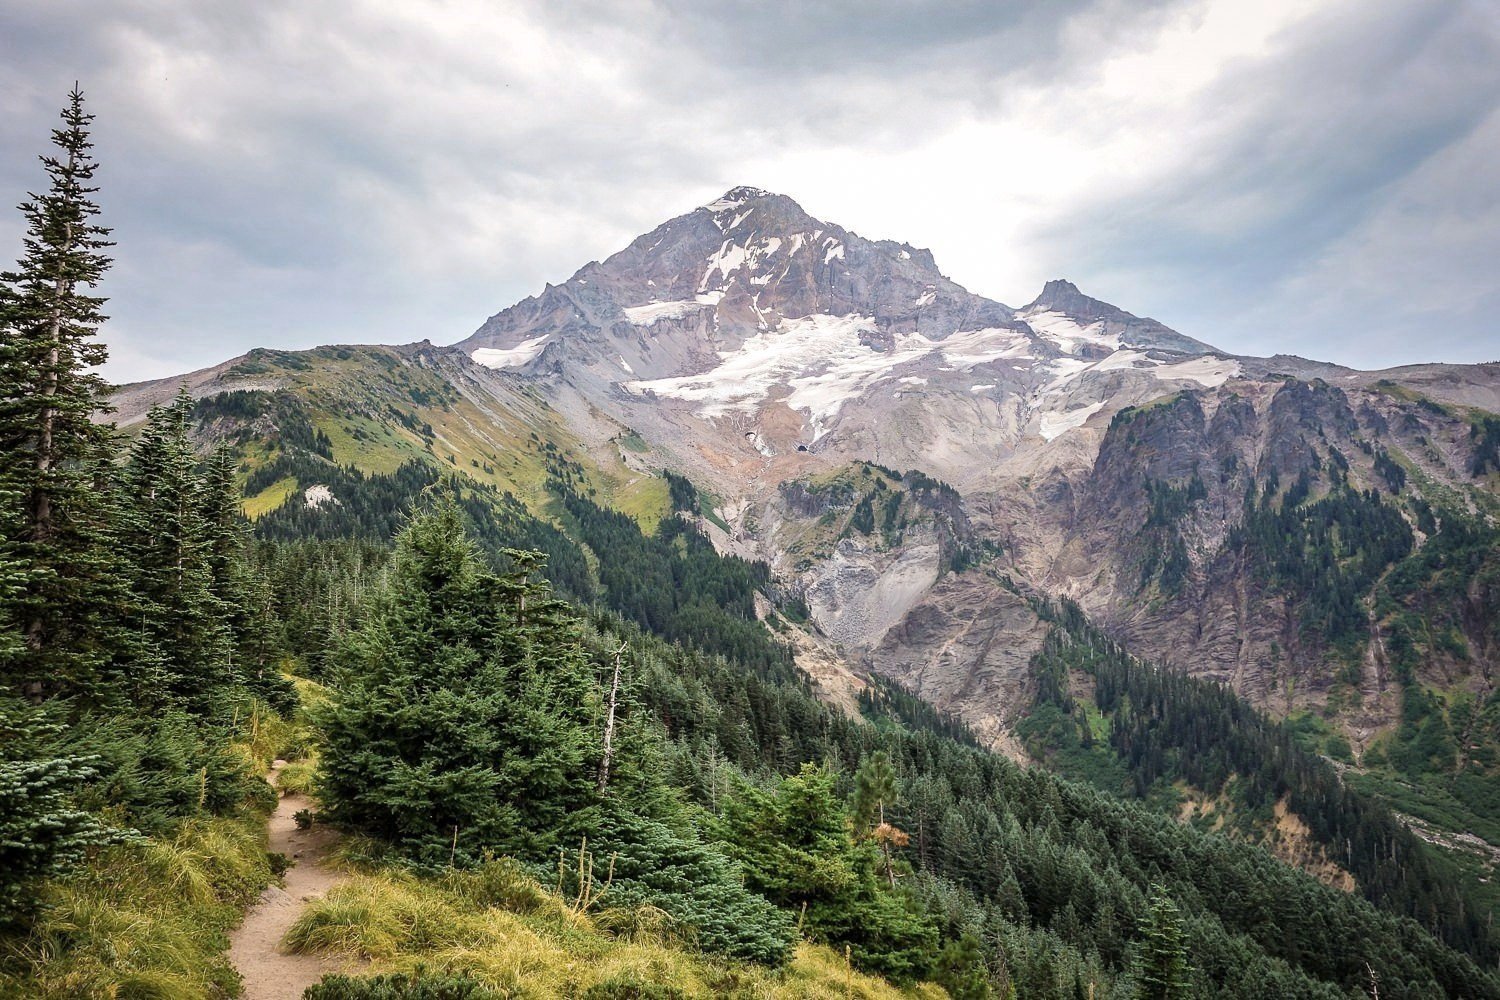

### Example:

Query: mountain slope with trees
xmin=7 ymin=90 xmax=1500 ymax=1000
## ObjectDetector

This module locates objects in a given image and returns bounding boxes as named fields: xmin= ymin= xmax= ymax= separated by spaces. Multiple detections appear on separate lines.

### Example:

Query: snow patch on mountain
xmin=1038 ymin=401 xmax=1105 ymax=441
xmin=931 ymin=327 xmax=1034 ymax=369
xmin=472 ymin=335 xmax=549 ymax=369
xmin=699 ymin=236 xmax=792 ymax=292
xmin=1022 ymin=309 xmax=1121 ymax=355
xmin=702 ymin=241 xmax=750 ymax=289
xmin=625 ymin=317 xmax=1051 ymax=440
xmin=1039 ymin=356 xmax=1093 ymax=391
xmin=1152 ymin=355 xmax=1241 ymax=387
xmin=622 ymin=293 xmax=723 ymax=325
xmin=627 ymin=313 xmax=932 ymax=440
xmin=1093 ymin=349 xmax=1153 ymax=373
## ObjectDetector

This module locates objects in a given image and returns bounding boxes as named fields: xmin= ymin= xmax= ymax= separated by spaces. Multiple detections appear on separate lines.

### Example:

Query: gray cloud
xmin=1 ymin=0 xmax=1496 ymax=381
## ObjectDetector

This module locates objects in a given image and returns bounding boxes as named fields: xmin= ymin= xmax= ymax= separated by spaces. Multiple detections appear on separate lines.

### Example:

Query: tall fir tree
xmin=120 ymin=390 xmax=232 ymax=712
xmin=317 ymin=501 xmax=603 ymax=865
xmin=0 ymin=87 xmax=125 ymax=704
xmin=200 ymin=441 xmax=294 ymax=712
xmin=1136 ymin=885 xmax=1190 ymax=1000
xmin=852 ymin=750 xmax=907 ymax=887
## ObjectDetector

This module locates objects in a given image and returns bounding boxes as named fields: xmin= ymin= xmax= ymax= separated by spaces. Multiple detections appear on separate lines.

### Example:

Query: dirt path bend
xmin=229 ymin=762 xmax=355 ymax=1000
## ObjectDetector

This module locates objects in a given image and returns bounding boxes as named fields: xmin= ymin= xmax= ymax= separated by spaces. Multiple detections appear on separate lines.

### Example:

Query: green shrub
xmin=305 ymin=970 xmax=500 ymax=999
xmin=67 ymin=711 xmax=269 ymax=835
xmin=581 ymin=973 xmax=689 ymax=1000
xmin=594 ymin=806 xmax=796 ymax=965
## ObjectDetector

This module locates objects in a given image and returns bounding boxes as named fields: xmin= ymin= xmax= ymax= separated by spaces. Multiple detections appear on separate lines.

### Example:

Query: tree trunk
xmin=880 ymin=801 xmax=894 ymax=888
xmin=32 ymin=145 xmax=79 ymax=547
xmin=595 ymin=643 xmax=625 ymax=794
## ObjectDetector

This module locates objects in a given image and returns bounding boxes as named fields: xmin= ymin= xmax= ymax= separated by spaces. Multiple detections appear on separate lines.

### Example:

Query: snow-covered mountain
xmin=118 ymin=185 xmax=1500 ymax=768
xmin=458 ymin=187 xmax=1257 ymax=491
xmin=450 ymin=187 xmax=1500 ymax=748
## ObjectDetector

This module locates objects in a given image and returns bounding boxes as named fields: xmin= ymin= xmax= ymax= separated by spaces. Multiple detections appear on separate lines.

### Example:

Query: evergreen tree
xmin=852 ymin=750 xmax=906 ymax=887
xmin=1136 ymin=885 xmax=1190 ymax=1000
xmin=0 ymin=698 xmax=126 ymax=925
xmin=853 ymin=750 xmax=898 ymax=831
xmin=716 ymin=764 xmax=938 ymax=983
xmin=717 ymin=764 xmax=862 ymax=909
xmin=199 ymin=440 xmax=295 ymax=712
xmin=120 ymin=391 xmax=232 ymax=712
xmin=593 ymin=804 xmax=796 ymax=964
xmin=932 ymin=930 xmax=992 ymax=1000
xmin=317 ymin=501 xmax=602 ymax=865
xmin=0 ymin=87 xmax=124 ymax=703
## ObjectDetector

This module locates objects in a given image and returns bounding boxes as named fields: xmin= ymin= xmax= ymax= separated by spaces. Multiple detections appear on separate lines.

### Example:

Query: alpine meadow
xmin=3 ymin=18 xmax=1500 ymax=999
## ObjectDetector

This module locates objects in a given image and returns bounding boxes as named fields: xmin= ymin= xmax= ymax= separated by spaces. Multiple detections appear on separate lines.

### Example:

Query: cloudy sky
xmin=2 ymin=0 xmax=1498 ymax=383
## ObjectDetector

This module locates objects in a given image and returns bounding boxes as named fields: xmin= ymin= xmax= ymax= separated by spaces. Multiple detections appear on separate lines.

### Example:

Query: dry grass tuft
xmin=0 ymin=812 xmax=275 ymax=999
xmin=286 ymin=863 xmax=946 ymax=999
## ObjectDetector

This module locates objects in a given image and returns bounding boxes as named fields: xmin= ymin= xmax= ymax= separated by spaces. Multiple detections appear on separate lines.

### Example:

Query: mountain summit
xmin=462 ymin=186 xmax=1013 ymax=380
xmin=457 ymin=188 xmax=1234 ymax=464
xmin=1021 ymin=278 xmax=1216 ymax=356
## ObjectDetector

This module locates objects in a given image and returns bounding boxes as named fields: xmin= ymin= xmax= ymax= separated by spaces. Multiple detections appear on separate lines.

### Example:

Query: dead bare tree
xmin=596 ymin=642 xmax=627 ymax=794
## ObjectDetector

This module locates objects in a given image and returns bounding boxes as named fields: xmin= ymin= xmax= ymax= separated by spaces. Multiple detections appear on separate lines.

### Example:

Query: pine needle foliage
xmin=317 ymin=500 xmax=603 ymax=865
xmin=1135 ymin=885 xmax=1190 ymax=1000
xmin=0 ymin=86 xmax=129 ymax=704
xmin=0 ymin=699 xmax=128 ymax=925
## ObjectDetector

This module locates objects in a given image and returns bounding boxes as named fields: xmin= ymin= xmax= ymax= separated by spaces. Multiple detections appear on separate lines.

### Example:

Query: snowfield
xmin=1151 ymin=355 xmax=1241 ymax=387
xmin=623 ymin=315 xmax=1044 ymax=441
xmin=1038 ymin=401 xmax=1105 ymax=441
xmin=621 ymin=292 xmax=722 ymax=326
xmin=471 ymin=335 xmax=549 ymax=369
xmin=625 ymin=314 xmax=909 ymax=440
xmin=1020 ymin=309 xmax=1122 ymax=355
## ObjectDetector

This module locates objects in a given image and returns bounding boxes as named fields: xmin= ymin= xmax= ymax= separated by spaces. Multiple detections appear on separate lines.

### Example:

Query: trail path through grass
xmin=229 ymin=762 xmax=356 ymax=999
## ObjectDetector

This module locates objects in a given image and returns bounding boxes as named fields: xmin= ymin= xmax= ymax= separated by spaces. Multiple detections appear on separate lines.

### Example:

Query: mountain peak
xmin=1029 ymin=278 xmax=1093 ymax=314
xmin=1027 ymin=278 xmax=1142 ymax=327
xmin=702 ymin=186 xmax=779 ymax=212
xmin=1025 ymin=278 xmax=1217 ymax=356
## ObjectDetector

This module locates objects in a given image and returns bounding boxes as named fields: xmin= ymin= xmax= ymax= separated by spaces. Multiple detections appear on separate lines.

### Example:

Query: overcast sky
xmin=2 ymin=0 xmax=1498 ymax=383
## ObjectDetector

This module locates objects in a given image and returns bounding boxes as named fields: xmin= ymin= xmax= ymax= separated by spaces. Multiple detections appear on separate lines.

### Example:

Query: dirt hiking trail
xmin=228 ymin=762 xmax=358 ymax=1000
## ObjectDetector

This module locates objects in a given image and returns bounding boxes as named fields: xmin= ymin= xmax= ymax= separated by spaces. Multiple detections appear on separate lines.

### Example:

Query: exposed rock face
xmin=465 ymin=186 xmax=1017 ymax=386
xmin=870 ymin=576 xmax=1051 ymax=750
